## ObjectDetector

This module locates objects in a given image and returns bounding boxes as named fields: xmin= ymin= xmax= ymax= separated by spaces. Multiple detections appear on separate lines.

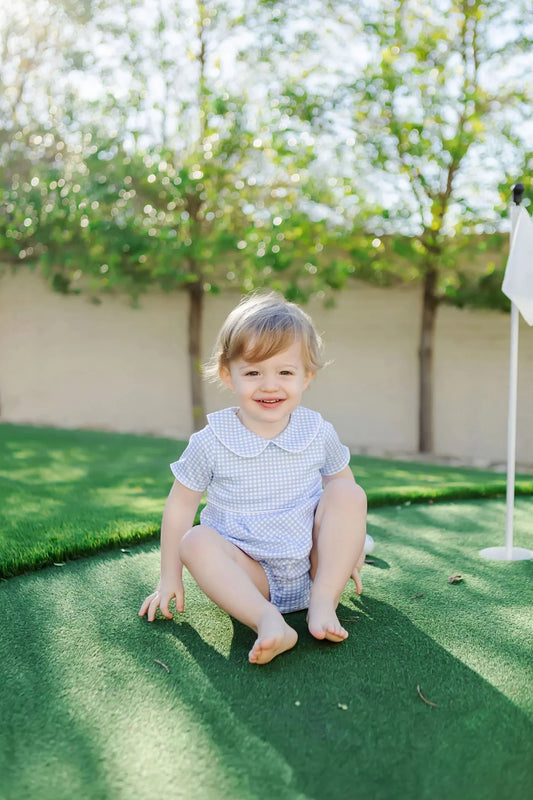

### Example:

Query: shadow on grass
xmin=364 ymin=555 xmax=390 ymax=570
xmin=1 ymin=546 xmax=532 ymax=800
xmin=366 ymin=498 xmax=533 ymax=680
xmin=164 ymin=601 xmax=533 ymax=800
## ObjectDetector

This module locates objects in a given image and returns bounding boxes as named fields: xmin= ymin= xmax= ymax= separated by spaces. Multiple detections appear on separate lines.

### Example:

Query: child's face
xmin=220 ymin=339 xmax=314 ymax=438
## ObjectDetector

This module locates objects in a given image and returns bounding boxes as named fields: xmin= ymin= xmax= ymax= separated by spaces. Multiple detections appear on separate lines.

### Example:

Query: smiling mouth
xmin=255 ymin=399 xmax=284 ymax=406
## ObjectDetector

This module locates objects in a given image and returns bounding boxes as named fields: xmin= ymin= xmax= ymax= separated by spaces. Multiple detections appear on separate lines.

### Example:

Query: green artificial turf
xmin=0 ymin=423 xmax=184 ymax=578
xmin=1 ymin=497 xmax=532 ymax=800
xmin=349 ymin=453 xmax=533 ymax=505
xmin=2 ymin=422 xmax=533 ymax=578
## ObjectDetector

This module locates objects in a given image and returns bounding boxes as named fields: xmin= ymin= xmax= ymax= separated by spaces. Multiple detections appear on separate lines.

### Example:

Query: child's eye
xmin=244 ymin=370 xmax=259 ymax=377
xmin=280 ymin=370 xmax=294 ymax=376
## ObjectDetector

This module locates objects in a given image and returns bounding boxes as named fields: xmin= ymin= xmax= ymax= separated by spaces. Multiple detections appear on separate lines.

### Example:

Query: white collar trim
xmin=207 ymin=406 xmax=322 ymax=457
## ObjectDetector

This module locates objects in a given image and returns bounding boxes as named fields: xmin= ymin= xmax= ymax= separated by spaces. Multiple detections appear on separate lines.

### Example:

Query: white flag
xmin=502 ymin=205 xmax=533 ymax=326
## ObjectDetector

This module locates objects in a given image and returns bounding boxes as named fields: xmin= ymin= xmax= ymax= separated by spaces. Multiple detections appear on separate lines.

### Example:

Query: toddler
xmin=139 ymin=291 xmax=368 ymax=664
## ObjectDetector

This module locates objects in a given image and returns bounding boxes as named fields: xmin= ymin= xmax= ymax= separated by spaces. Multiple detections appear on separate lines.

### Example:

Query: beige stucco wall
xmin=0 ymin=271 xmax=191 ymax=436
xmin=434 ymin=307 xmax=533 ymax=464
xmin=1 ymin=270 xmax=532 ymax=465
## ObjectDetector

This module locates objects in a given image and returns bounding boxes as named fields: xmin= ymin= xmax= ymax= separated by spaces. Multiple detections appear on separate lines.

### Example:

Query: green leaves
xmin=1 ymin=0 xmax=531 ymax=316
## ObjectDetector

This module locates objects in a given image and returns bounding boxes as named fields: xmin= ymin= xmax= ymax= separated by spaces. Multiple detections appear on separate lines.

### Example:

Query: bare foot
xmin=248 ymin=612 xmax=298 ymax=665
xmin=307 ymin=593 xmax=348 ymax=642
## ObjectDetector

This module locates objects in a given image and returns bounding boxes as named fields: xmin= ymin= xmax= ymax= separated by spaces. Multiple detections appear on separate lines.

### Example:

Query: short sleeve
xmin=170 ymin=429 xmax=213 ymax=491
xmin=320 ymin=421 xmax=350 ymax=476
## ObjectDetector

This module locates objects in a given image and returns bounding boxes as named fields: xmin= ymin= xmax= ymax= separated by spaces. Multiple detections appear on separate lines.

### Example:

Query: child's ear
xmin=219 ymin=366 xmax=234 ymax=391
xmin=303 ymin=371 xmax=315 ymax=391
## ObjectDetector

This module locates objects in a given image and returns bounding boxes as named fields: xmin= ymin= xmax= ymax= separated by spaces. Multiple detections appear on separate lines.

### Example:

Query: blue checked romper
xmin=170 ymin=406 xmax=350 ymax=613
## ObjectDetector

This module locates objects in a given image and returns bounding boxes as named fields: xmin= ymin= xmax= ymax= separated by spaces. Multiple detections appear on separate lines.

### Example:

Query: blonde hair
xmin=204 ymin=291 xmax=325 ymax=381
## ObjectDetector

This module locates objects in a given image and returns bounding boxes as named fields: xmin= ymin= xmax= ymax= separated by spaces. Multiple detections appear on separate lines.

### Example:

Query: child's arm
xmin=138 ymin=479 xmax=203 ymax=622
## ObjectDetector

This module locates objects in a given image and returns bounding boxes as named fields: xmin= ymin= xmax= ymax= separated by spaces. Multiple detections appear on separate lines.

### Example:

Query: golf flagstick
xmin=480 ymin=183 xmax=533 ymax=561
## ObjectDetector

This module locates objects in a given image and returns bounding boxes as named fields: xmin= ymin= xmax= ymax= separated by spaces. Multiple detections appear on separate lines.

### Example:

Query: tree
xmin=0 ymin=1 xmax=98 ymax=271
xmin=2 ymin=0 xmax=357 ymax=430
xmin=334 ymin=0 xmax=533 ymax=451
xmin=236 ymin=0 xmax=533 ymax=451
xmin=8 ymin=0 xmax=530 ymax=448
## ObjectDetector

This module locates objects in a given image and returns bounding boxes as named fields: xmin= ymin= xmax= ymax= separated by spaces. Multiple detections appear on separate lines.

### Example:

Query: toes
xmin=249 ymin=640 xmax=276 ymax=665
xmin=309 ymin=620 xmax=348 ymax=642
xmin=324 ymin=628 xmax=347 ymax=643
xmin=248 ymin=628 xmax=298 ymax=664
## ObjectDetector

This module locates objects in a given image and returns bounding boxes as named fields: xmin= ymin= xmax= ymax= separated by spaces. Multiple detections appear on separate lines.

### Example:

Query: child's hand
xmin=138 ymin=579 xmax=184 ymax=622
xmin=351 ymin=551 xmax=365 ymax=595
xmin=351 ymin=567 xmax=363 ymax=595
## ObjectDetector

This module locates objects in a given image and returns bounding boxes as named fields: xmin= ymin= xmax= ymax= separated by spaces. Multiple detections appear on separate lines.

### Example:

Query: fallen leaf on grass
xmin=53 ymin=562 xmax=65 ymax=567
xmin=416 ymin=685 xmax=438 ymax=708
xmin=409 ymin=592 xmax=424 ymax=599
xmin=337 ymin=703 xmax=348 ymax=710
xmin=120 ymin=548 xmax=131 ymax=553
xmin=154 ymin=659 xmax=170 ymax=674
xmin=448 ymin=574 xmax=463 ymax=584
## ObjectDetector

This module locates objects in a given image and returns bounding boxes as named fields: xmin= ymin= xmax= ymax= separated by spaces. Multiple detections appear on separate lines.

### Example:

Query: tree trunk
xmin=187 ymin=282 xmax=206 ymax=432
xmin=418 ymin=266 xmax=439 ymax=453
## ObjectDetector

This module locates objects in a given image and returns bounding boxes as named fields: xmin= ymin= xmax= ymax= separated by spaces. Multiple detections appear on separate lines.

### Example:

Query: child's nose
xmin=260 ymin=374 xmax=278 ymax=391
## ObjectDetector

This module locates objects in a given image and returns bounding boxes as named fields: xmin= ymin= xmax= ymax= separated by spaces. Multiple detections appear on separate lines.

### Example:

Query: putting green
xmin=1 ymin=498 xmax=532 ymax=800
xmin=3 ymin=421 xmax=533 ymax=579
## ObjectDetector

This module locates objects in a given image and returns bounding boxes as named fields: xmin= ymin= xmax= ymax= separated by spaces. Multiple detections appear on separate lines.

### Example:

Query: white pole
xmin=504 ymin=300 xmax=519 ymax=558
xmin=480 ymin=198 xmax=533 ymax=561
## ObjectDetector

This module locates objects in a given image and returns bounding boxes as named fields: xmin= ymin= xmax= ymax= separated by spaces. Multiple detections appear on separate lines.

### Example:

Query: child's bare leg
xmin=308 ymin=480 xmax=367 ymax=642
xmin=179 ymin=525 xmax=297 ymax=664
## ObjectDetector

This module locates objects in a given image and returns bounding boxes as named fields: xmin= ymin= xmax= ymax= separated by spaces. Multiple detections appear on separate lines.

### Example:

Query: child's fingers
xmin=147 ymin=596 xmax=160 ymax=622
xmin=143 ymin=592 xmax=167 ymax=622
xmin=138 ymin=593 xmax=155 ymax=618
xmin=158 ymin=594 xmax=175 ymax=620
xmin=352 ymin=568 xmax=363 ymax=595
xmin=174 ymin=584 xmax=185 ymax=613
xmin=139 ymin=586 xmax=184 ymax=621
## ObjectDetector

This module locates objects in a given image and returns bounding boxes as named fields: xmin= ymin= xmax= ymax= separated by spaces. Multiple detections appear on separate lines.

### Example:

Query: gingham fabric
xmin=170 ymin=406 xmax=350 ymax=612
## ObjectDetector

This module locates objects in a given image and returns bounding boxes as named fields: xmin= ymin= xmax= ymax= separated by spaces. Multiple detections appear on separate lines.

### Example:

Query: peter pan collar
xmin=207 ymin=406 xmax=322 ymax=457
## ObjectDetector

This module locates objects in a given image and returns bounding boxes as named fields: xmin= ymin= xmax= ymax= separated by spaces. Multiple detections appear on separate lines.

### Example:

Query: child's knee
xmin=324 ymin=479 xmax=367 ymax=512
xmin=178 ymin=526 xmax=210 ymax=565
